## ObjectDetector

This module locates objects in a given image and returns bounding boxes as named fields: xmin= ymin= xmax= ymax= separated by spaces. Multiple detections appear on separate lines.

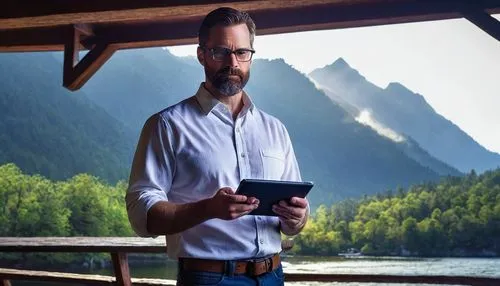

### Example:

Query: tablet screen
xmin=235 ymin=179 xmax=314 ymax=216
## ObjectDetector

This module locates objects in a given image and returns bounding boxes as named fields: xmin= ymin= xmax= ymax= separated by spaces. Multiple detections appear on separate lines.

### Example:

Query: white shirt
xmin=126 ymin=83 xmax=302 ymax=260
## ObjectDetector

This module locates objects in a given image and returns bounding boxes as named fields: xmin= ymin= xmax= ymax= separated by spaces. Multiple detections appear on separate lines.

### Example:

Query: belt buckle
xmin=246 ymin=256 xmax=273 ymax=276
xmin=264 ymin=257 xmax=273 ymax=272
xmin=245 ymin=261 xmax=256 ymax=276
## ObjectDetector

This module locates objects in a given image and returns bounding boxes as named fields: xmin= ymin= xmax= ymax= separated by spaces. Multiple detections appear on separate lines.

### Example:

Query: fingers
xmin=273 ymin=199 xmax=306 ymax=220
xmin=218 ymin=187 xmax=234 ymax=195
xmin=272 ymin=204 xmax=302 ymax=220
xmin=229 ymin=203 xmax=258 ymax=214
xmin=247 ymin=197 xmax=259 ymax=204
xmin=221 ymin=192 xmax=261 ymax=205
xmin=289 ymin=197 xmax=308 ymax=208
xmin=217 ymin=188 xmax=248 ymax=203
xmin=213 ymin=187 xmax=260 ymax=220
xmin=224 ymin=202 xmax=259 ymax=220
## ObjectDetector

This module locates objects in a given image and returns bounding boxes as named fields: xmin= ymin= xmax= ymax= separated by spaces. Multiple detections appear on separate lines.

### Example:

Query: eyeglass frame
xmin=200 ymin=46 xmax=256 ymax=62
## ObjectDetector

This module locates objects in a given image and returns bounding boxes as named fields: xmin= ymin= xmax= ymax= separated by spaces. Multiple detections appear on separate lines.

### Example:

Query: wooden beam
xmin=93 ymin=0 xmax=498 ymax=48
xmin=0 ymin=0 xmax=334 ymax=30
xmin=460 ymin=3 xmax=500 ymax=41
xmin=2 ymin=1 xmax=500 ymax=52
xmin=63 ymin=25 xmax=117 ymax=90
xmin=1 ymin=0 xmax=254 ymax=19
xmin=2 ymin=0 xmax=500 ymax=30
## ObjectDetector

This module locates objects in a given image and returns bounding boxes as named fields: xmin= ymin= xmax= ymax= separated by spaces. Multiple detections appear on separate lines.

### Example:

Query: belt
xmin=180 ymin=253 xmax=280 ymax=277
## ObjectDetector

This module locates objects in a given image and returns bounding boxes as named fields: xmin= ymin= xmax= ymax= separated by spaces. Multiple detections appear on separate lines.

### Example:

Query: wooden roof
xmin=2 ymin=0 xmax=499 ymax=90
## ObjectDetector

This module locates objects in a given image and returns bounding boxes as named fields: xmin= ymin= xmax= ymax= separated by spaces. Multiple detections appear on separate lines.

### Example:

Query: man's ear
xmin=197 ymin=47 xmax=205 ymax=66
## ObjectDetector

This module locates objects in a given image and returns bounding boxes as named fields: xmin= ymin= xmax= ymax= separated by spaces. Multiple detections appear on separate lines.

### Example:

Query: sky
xmin=169 ymin=15 xmax=500 ymax=154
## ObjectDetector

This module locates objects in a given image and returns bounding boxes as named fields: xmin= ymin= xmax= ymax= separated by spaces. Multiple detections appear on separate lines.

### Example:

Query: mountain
xmin=309 ymin=77 xmax=460 ymax=177
xmin=0 ymin=53 xmax=135 ymax=182
xmin=76 ymin=48 xmax=445 ymax=207
xmin=309 ymin=58 xmax=500 ymax=173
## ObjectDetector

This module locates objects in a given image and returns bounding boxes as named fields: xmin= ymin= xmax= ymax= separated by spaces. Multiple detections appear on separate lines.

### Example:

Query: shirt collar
xmin=194 ymin=83 xmax=255 ymax=116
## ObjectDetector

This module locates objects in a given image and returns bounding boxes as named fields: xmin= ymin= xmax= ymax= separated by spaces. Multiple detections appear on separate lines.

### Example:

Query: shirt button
xmin=236 ymin=128 xmax=240 ymax=133
xmin=241 ymin=153 xmax=246 ymax=158
xmin=260 ymin=239 xmax=264 ymax=244
xmin=258 ymin=217 xmax=262 ymax=221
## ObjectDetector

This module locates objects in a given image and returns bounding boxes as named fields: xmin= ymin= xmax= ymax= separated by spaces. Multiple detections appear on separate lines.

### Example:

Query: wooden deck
xmin=1 ymin=237 xmax=499 ymax=286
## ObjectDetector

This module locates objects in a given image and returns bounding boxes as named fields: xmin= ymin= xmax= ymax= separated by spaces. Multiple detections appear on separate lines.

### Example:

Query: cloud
xmin=355 ymin=109 xmax=405 ymax=143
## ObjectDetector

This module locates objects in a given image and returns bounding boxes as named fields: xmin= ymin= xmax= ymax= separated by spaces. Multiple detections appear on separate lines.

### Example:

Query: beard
xmin=205 ymin=66 xmax=250 ymax=97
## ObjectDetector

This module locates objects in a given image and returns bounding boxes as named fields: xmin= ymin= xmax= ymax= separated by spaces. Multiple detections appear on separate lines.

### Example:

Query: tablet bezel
xmin=235 ymin=179 xmax=314 ymax=216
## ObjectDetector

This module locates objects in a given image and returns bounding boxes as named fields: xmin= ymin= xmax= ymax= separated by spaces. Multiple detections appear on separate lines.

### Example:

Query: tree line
xmin=0 ymin=163 xmax=132 ymax=266
xmin=1 ymin=163 xmax=499 ymax=266
xmin=294 ymin=169 xmax=500 ymax=257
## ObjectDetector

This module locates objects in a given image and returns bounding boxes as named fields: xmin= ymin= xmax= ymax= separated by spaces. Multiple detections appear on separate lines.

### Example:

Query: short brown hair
xmin=198 ymin=7 xmax=256 ymax=48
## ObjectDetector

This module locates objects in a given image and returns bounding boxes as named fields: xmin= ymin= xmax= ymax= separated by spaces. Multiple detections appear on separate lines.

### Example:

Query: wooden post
xmin=63 ymin=25 xmax=117 ymax=91
xmin=110 ymin=252 xmax=131 ymax=286
xmin=459 ymin=2 xmax=500 ymax=42
xmin=1 ymin=279 xmax=11 ymax=286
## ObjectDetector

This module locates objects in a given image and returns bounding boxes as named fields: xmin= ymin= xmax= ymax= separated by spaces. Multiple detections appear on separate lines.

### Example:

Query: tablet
xmin=235 ymin=179 xmax=314 ymax=216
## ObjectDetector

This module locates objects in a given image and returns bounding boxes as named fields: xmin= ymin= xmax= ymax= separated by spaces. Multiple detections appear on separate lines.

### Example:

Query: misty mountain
xmin=77 ymin=48 xmax=446 ymax=206
xmin=309 ymin=58 xmax=500 ymax=173
xmin=0 ymin=53 xmax=135 ymax=182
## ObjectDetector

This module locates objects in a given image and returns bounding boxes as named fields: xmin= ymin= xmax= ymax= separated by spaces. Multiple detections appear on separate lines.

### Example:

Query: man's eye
xmin=236 ymin=50 xmax=249 ymax=55
xmin=214 ymin=48 xmax=229 ymax=54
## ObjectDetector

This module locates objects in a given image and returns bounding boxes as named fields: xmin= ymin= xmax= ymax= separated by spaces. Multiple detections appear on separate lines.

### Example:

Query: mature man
xmin=126 ymin=7 xmax=308 ymax=285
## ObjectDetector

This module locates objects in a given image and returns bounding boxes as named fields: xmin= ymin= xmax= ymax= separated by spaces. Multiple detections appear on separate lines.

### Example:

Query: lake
xmin=12 ymin=256 xmax=500 ymax=285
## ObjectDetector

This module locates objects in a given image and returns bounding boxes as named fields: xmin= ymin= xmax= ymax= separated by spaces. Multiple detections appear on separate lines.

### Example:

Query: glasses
xmin=203 ymin=46 xmax=255 ymax=62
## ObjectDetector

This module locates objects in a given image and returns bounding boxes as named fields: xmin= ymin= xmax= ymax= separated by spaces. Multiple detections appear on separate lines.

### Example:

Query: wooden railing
xmin=1 ymin=237 xmax=499 ymax=286
xmin=0 ymin=237 xmax=173 ymax=286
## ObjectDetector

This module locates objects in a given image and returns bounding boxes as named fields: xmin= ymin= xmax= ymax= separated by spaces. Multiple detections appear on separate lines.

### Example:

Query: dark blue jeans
xmin=176 ymin=261 xmax=285 ymax=286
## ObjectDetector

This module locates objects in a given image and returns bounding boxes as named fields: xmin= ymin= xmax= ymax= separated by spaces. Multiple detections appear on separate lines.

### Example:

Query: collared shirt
xmin=126 ymin=83 xmax=301 ymax=260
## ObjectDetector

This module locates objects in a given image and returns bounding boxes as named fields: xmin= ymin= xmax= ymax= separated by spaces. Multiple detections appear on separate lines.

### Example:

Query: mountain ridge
xmin=309 ymin=58 xmax=500 ymax=173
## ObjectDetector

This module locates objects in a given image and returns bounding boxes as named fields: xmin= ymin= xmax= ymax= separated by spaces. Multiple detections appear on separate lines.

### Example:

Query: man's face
xmin=199 ymin=24 xmax=252 ymax=97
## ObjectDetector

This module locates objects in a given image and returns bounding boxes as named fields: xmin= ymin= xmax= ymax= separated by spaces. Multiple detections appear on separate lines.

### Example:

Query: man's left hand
xmin=272 ymin=197 xmax=308 ymax=235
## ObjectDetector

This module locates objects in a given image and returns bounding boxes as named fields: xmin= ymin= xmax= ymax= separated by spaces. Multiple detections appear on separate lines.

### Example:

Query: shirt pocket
xmin=260 ymin=149 xmax=285 ymax=180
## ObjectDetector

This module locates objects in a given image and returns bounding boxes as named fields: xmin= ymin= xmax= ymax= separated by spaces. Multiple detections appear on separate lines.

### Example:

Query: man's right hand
xmin=206 ymin=187 xmax=259 ymax=220
xmin=147 ymin=187 xmax=259 ymax=235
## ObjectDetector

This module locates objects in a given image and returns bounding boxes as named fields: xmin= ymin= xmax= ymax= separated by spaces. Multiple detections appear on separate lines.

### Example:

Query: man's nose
xmin=227 ymin=52 xmax=239 ymax=68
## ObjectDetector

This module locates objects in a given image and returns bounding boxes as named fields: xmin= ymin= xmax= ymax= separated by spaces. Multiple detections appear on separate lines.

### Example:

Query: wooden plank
xmin=284 ymin=273 xmax=500 ymax=286
xmin=2 ymin=0 xmax=500 ymax=52
xmin=460 ymin=3 xmax=500 ymax=41
xmin=131 ymin=278 xmax=176 ymax=286
xmin=111 ymin=252 xmax=131 ymax=286
xmin=0 ymin=268 xmax=176 ymax=285
xmin=0 ymin=268 xmax=115 ymax=285
xmin=1 ymin=0 xmax=256 ymax=20
xmin=0 ymin=237 xmax=166 ymax=253
xmin=0 ymin=0 xmax=371 ymax=29
xmin=2 ymin=0 xmax=500 ymax=30
xmin=3 ymin=267 xmax=500 ymax=286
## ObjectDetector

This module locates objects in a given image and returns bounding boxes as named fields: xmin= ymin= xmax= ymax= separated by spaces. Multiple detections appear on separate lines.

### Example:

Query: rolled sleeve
xmin=126 ymin=113 xmax=176 ymax=237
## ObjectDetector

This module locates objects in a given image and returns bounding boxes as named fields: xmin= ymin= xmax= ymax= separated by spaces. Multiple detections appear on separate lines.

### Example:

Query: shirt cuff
xmin=125 ymin=189 xmax=167 ymax=237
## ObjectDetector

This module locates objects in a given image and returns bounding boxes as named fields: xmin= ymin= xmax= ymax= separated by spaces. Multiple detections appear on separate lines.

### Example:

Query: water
xmin=11 ymin=256 xmax=500 ymax=285
xmin=281 ymin=256 xmax=500 ymax=285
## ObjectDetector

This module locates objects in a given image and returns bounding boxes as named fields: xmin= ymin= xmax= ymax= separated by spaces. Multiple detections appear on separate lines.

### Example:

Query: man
xmin=126 ymin=7 xmax=308 ymax=285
